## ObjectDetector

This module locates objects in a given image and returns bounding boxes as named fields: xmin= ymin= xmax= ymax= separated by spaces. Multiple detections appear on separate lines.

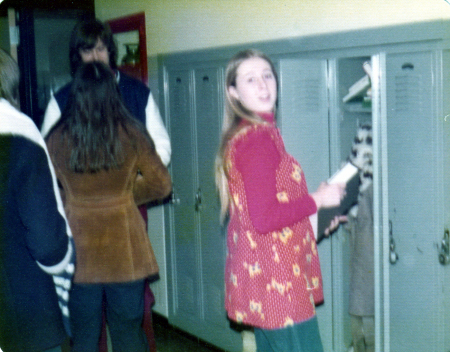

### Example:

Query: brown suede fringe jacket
xmin=46 ymin=123 xmax=171 ymax=284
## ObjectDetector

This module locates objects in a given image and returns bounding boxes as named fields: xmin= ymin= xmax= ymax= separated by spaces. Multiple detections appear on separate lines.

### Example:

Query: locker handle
xmin=195 ymin=188 xmax=202 ymax=211
xmin=170 ymin=189 xmax=180 ymax=205
xmin=401 ymin=63 xmax=414 ymax=71
xmin=439 ymin=229 xmax=450 ymax=265
xmin=389 ymin=220 xmax=399 ymax=264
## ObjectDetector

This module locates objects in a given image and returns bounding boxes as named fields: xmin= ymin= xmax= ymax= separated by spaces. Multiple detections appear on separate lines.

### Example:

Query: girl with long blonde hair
xmin=216 ymin=49 xmax=345 ymax=352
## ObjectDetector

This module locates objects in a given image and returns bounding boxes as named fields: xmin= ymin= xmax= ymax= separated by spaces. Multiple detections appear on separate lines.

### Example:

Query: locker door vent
xmin=296 ymin=78 xmax=322 ymax=112
xmin=394 ymin=74 xmax=423 ymax=114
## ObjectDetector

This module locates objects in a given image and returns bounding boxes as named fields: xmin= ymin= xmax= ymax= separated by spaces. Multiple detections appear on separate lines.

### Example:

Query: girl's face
xmin=229 ymin=57 xmax=277 ymax=114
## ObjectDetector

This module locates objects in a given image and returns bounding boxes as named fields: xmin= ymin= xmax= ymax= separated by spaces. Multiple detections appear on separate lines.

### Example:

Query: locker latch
xmin=195 ymin=188 xmax=202 ymax=212
xmin=389 ymin=220 xmax=399 ymax=264
xmin=170 ymin=187 xmax=180 ymax=205
xmin=439 ymin=229 xmax=450 ymax=266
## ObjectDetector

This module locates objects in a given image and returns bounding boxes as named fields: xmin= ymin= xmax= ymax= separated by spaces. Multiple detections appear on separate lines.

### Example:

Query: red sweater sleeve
xmin=234 ymin=128 xmax=317 ymax=234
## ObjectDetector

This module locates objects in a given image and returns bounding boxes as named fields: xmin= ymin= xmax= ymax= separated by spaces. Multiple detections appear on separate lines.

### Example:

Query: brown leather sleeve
xmin=133 ymin=130 xmax=172 ymax=205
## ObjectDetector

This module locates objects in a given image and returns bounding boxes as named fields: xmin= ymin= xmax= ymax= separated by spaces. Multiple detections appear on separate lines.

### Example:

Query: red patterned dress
xmin=224 ymin=113 xmax=323 ymax=329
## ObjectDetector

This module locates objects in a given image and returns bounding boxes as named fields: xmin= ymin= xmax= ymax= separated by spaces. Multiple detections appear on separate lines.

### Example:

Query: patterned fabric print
xmin=224 ymin=124 xmax=323 ymax=329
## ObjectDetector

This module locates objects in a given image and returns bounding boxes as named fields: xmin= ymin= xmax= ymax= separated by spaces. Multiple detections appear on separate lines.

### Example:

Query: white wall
xmin=95 ymin=0 xmax=450 ymax=56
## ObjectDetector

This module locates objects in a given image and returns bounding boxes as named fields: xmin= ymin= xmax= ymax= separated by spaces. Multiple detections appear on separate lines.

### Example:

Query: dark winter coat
xmin=0 ymin=99 xmax=74 ymax=352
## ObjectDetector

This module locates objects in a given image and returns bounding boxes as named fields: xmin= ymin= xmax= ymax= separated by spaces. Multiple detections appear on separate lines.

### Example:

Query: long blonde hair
xmin=215 ymin=49 xmax=278 ymax=222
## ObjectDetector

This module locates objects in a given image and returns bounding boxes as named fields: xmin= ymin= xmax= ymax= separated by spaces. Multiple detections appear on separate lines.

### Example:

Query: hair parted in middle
xmin=69 ymin=18 xmax=118 ymax=76
xmin=215 ymin=49 xmax=278 ymax=221
xmin=58 ymin=61 xmax=151 ymax=173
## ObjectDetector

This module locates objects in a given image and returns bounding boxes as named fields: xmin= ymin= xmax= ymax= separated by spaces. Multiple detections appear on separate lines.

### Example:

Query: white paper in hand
xmin=328 ymin=162 xmax=359 ymax=184
xmin=315 ymin=162 xmax=360 ymax=243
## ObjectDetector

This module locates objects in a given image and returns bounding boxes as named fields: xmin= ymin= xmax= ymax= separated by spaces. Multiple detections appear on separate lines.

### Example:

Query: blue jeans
xmin=69 ymin=280 xmax=148 ymax=352
xmin=254 ymin=316 xmax=324 ymax=352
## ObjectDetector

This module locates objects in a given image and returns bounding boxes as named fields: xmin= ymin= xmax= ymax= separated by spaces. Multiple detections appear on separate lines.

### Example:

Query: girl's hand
xmin=311 ymin=182 xmax=346 ymax=209
xmin=324 ymin=215 xmax=348 ymax=237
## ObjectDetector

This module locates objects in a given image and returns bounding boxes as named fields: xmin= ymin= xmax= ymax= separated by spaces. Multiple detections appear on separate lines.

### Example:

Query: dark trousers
xmin=69 ymin=280 xmax=149 ymax=352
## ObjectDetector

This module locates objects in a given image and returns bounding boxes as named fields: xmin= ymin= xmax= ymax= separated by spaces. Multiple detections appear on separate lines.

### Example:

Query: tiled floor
xmin=152 ymin=313 xmax=226 ymax=352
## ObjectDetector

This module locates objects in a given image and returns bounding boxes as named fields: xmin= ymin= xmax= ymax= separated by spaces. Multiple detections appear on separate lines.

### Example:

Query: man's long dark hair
xmin=69 ymin=18 xmax=118 ymax=76
xmin=0 ymin=49 xmax=20 ymax=109
xmin=59 ymin=62 xmax=150 ymax=173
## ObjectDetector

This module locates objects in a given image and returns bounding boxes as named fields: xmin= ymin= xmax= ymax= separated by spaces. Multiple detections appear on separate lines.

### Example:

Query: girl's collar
xmin=257 ymin=112 xmax=275 ymax=124
xmin=237 ymin=112 xmax=276 ymax=128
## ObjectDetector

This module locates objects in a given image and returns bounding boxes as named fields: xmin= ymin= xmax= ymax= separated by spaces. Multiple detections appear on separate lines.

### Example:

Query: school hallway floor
xmin=60 ymin=313 xmax=231 ymax=351
xmin=153 ymin=313 xmax=227 ymax=352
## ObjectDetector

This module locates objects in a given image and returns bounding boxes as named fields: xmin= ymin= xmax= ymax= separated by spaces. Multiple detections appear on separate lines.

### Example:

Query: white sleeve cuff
xmin=37 ymin=239 xmax=74 ymax=276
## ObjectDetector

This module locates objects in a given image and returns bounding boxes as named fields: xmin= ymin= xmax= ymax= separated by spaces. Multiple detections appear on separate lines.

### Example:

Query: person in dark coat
xmin=0 ymin=49 xmax=75 ymax=352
